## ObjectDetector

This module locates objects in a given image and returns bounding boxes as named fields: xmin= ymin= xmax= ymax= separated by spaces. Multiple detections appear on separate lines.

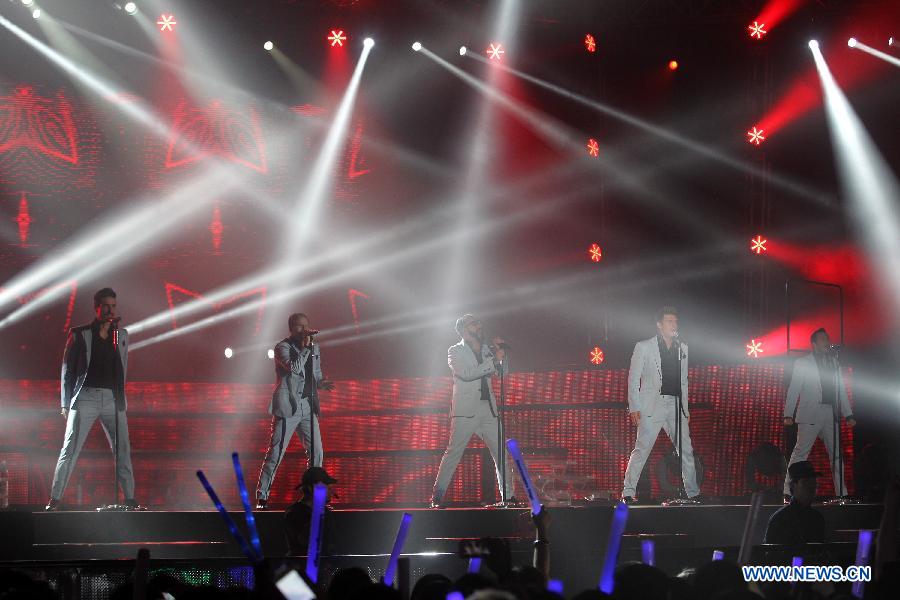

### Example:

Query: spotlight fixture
xmin=264 ymin=40 xmax=274 ymax=51
xmin=668 ymin=60 xmax=679 ymax=71
xmin=747 ymin=126 xmax=766 ymax=146
xmin=808 ymin=40 xmax=819 ymax=50
xmin=587 ymin=138 xmax=600 ymax=158
xmin=224 ymin=347 xmax=234 ymax=359
xmin=21 ymin=0 xmax=34 ymax=7
xmin=588 ymin=243 xmax=602 ymax=262
xmin=328 ymin=29 xmax=347 ymax=47
xmin=459 ymin=45 xmax=467 ymax=56
xmin=124 ymin=2 xmax=138 ymax=15
xmin=589 ymin=346 xmax=605 ymax=365
xmin=584 ymin=33 xmax=596 ymax=53
xmin=31 ymin=8 xmax=40 ymax=19
xmin=746 ymin=339 xmax=764 ymax=358
xmin=748 ymin=21 xmax=767 ymax=40
xmin=157 ymin=14 xmax=177 ymax=32
xmin=889 ymin=37 xmax=894 ymax=46
xmin=848 ymin=37 xmax=858 ymax=48
xmin=487 ymin=42 xmax=504 ymax=60
xmin=411 ymin=41 xmax=422 ymax=52
xmin=363 ymin=37 xmax=374 ymax=48
xmin=750 ymin=235 xmax=768 ymax=254
xmin=267 ymin=348 xmax=275 ymax=359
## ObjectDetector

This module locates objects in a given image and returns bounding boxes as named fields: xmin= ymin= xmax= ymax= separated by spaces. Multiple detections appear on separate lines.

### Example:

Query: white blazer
xmin=627 ymin=336 xmax=689 ymax=419
xmin=447 ymin=340 xmax=499 ymax=418
xmin=784 ymin=352 xmax=852 ymax=424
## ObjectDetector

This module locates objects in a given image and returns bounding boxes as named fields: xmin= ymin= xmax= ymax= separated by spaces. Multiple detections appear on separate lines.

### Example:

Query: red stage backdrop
xmin=0 ymin=364 xmax=853 ymax=508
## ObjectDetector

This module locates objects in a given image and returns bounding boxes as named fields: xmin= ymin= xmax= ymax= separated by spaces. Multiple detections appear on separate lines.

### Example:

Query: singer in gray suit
xmin=46 ymin=287 xmax=137 ymax=511
xmin=783 ymin=328 xmax=855 ymax=498
xmin=621 ymin=306 xmax=701 ymax=503
xmin=256 ymin=312 xmax=334 ymax=510
xmin=431 ymin=314 xmax=514 ymax=507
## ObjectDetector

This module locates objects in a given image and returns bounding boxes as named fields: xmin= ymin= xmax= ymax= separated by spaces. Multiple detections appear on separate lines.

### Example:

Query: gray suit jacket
xmin=448 ymin=340 xmax=499 ymax=417
xmin=627 ymin=336 xmax=690 ymax=419
xmin=784 ymin=353 xmax=852 ymax=424
xmin=61 ymin=322 xmax=129 ymax=410
xmin=269 ymin=338 xmax=324 ymax=418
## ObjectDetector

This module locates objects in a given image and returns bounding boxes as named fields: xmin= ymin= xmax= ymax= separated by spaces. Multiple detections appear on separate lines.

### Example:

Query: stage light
xmin=848 ymin=37 xmax=858 ymax=48
xmin=363 ymin=37 xmax=374 ymax=48
xmin=31 ymin=8 xmax=40 ymax=19
xmin=746 ymin=339 xmax=763 ymax=358
xmin=21 ymin=0 xmax=34 ymax=6
xmin=267 ymin=348 xmax=275 ymax=359
xmin=588 ymin=243 xmax=602 ymax=262
xmin=327 ymin=29 xmax=346 ymax=47
xmin=808 ymin=40 xmax=819 ymax=50
xmin=224 ymin=347 xmax=234 ymax=359
xmin=487 ymin=43 xmax=504 ymax=61
xmin=264 ymin=40 xmax=274 ymax=51
xmin=747 ymin=126 xmax=766 ymax=145
xmin=124 ymin=2 xmax=138 ymax=15
xmin=668 ymin=60 xmax=678 ymax=71
xmin=587 ymin=138 xmax=599 ymax=157
xmin=585 ymin=33 xmax=596 ymax=53
xmin=750 ymin=235 xmax=768 ymax=255
xmin=890 ymin=37 xmax=894 ymax=46
xmin=157 ymin=14 xmax=176 ymax=32
xmin=589 ymin=346 xmax=605 ymax=365
xmin=459 ymin=45 xmax=467 ymax=56
xmin=411 ymin=41 xmax=422 ymax=52
xmin=748 ymin=21 xmax=767 ymax=40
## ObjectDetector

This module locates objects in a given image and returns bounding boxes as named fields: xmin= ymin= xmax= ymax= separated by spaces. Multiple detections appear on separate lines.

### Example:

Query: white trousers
xmin=256 ymin=397 xmax=322 ymax=500
xmin=783 ymin=404 xmax=848 ymax=496
xmin=622 ymin=395 xmax=700 ymax=498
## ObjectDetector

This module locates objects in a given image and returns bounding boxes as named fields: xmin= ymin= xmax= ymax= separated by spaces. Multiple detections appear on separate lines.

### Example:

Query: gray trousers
xmin=432 ymin=401 xmax=515 ymax=503
xmin=256 ymin=397 xmax=322 ymax=500
xmin=622 ymin=395 xmax=700 ymax=498
xmin=50 ymin=386 xmax=135 ymax=501
xmin=783 ymin=404 xmax=847 ymax=496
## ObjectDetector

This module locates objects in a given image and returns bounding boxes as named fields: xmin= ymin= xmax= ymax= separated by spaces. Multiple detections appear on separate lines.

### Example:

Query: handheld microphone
xmin=303 ymin=329 xmax=321 ymax=337
xmin=106 ymin=317 xmax=121 ymax=325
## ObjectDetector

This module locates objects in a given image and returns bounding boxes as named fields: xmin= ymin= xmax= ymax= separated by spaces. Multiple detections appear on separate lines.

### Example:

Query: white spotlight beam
xmin=810 ymin=44 xmax=900 ymax=319
xmin=850 ymin=39 xmax=900 ymax=68
xmin=465 ymin=51 xmax=829 ymax=205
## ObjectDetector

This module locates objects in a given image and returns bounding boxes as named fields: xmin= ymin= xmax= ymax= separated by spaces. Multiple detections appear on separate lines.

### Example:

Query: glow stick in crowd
xmin=467 ymin=557 xmax=482 ymax=574
xmin=232 ymin=452 xmax=263 ymax=561
xmin=306 ymin=483 xmax=328 ymax=584
xmin=384 ymin=512 xmax=413 ymax=587
xmin=506 ymin=438 xmax=541 ymax=515
xmin=599 ymin=501 xmax=629 ymax=593
xmin=642 ymin=539 xmax=655 ymax=566
xmin=851 ymin=530 xmax=873 ymax=598
xmin=196 ymin=470 xmax=258 ymax=563
xmin=712 ymin=550 xmax=725 ymax=561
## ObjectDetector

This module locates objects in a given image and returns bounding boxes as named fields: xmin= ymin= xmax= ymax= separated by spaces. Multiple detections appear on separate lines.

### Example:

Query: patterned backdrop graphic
xmin=0 ymin=365 xmax=854 ymax=508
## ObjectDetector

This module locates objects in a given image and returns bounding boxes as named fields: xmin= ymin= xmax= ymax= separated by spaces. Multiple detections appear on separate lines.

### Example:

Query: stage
xmin=0 ymin=503 xmax=884 ymax=593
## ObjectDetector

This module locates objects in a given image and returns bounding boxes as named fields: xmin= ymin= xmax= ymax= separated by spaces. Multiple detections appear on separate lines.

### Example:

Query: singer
xmin=46 ymin=288 xmax=137 ymax=511
xmin=431 ymin=314 xmax=515 ymax=508
xmin=256 ymin=312 xmax=334 ymax=510
xmin=621 ymin=306 xmax=701 ymax=504
xmin=782 ymin=328 xmax=855 ymax=500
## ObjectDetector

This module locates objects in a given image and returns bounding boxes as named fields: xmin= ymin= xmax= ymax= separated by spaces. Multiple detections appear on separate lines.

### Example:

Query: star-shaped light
xmin=747 ymin=126 xmax=766 ymax=146
xmin=588 ymin=243 xmax=602 ymax=263
xmin=587 ymin=138 xmax=600 ymax=157
xmin=750 ymin=235 xmax=768 ymax=255
xmin=748 ymin=21 xmax=767 ymax=40
xmin=590 ymin=346 xmax=605 ymax=365
xmin=746 ymin=339 xmax=764 ymax=358
xmin=487 ymin=43 xmax=505 ymax=61
xmin=328 ymin=29 xmax=347 ymax=47
xmin=157 ymin=14 xmax=177 ymax=32
xmin=585 ymin=34 xmax=596 ymax=53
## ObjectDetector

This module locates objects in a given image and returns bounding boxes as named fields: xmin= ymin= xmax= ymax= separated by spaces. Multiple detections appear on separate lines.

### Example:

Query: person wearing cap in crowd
xmin=764 ymin=460 xmax=826 ymax=546
xmin=284 ymin=466 xmax=337 ymax=555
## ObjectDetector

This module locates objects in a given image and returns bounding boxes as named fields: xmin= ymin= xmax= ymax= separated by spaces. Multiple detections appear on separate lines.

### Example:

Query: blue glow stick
xmin=505 ymin=438 xmax=541 ymax=515
xmin=231 ymin=452 xmax=263 ymax=562
xmin=791 ymin=556 xmax=803 ymax=567
xmin=598 ymin=501 xmax=629 ymax=593
xmin=384 ymin=512 xmax=413 ymax=587
xmin=305 ymin=483 xmax=328 ymax=584
xmin=641 ymin=539 xmax=655 ymax=566
xmin=446 ymin=593 xmax=464 ymax=600
xmin=196 ymin=470 xmax=257 ymax=563
xmin=851 ymin=530 xmax=873 ymax=599
xmin=547 ymin=579 xmax=564 ymax=594
xmin=712 ymin=550 xmax=724 ymax=561
xmin=467 ymin=557 xmax=482 ymax=574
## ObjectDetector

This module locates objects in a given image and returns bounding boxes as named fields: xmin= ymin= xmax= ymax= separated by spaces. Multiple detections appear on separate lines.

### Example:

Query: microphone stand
xmin=824 ymin=348 xmax=857 ymax=505
xmin=496 ymin=351 xmax=508 ymax=506
xmin=98 ymin=319 xmax=129 ymax=511
xmin=662 ymin=337 xmax=695 ymax=506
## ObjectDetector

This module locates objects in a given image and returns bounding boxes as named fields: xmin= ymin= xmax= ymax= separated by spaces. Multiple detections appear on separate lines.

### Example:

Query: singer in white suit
xmin=783 ymin=328 xmax=855 ymax=498
xmin=431 ymin=314 xmax=515 ymax=507
xmin=621 ymin=307 xmax=701 ymax=503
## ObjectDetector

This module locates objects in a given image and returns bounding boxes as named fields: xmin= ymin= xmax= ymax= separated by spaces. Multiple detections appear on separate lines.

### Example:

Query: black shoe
xmin=621 ymin=496 xmax=638 ymax=505
xmin=255 ymin=499 xmax=268 ymax=510
xmin=783 ymin=494 xmax=791 ymax=505
xmin=45 ymin=498 xmax=60 ymax=511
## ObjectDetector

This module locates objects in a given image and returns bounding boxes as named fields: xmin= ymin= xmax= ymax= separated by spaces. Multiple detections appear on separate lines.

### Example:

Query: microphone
xmin=303 ymin=329 xmax=321 ymax=337
xmin=104 ymin=317 xmax=121 ymax=326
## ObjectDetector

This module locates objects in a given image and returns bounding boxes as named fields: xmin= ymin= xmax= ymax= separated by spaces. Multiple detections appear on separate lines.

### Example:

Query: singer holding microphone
xmin=621 ymin=306 xmax=701 ymax=504
xmin=782 ymin=328 xmax=855 ymax=501
xmin=431 ymin=314 xmax=515 ymax=508
xmin=255 ymin=312 xmax=334 ymax=510
xmin=46 ymin=288 xmax=137 ymax=511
